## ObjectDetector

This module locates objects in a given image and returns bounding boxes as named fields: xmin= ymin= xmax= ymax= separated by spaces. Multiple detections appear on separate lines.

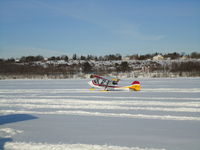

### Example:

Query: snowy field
xmin=0 ymin=78 xmax=200 ymax=150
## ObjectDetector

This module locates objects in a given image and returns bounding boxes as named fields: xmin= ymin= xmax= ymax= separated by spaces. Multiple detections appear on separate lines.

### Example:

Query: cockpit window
xmin=94 ymin=78 xmax=99 ymax=84
xmin=113 ymin=81 xmax=118 ymax=85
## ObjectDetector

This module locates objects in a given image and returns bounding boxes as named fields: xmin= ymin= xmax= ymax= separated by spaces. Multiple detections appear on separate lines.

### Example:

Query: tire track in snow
xmin=1 ymin=95 xmax=200 ymax=101
xmin=0 ymin=87 xmax=200 ymax=93
xmin=1 ymin=103 xmax=200 ymax=113
xmin=1 ymin=86 xmax=199 ymax=122
xmin=1 ymin=99 xmax=199 ymax=107
xmin=4 ymin=142 xmax=166 ymax=150
xmin=1 ymin=110 xmax=200 ymax=121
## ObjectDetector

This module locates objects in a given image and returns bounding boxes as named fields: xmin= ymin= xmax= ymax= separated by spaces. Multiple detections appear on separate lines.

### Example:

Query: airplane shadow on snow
xmin=0 ymin=114 xmax=38 ymax=150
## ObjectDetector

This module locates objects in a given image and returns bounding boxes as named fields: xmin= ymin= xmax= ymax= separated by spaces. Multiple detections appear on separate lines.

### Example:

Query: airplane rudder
xmin=131 ymin=81 xmax=140 ymax=85
xmin=130 ymin=81 xmax=141 ymax=91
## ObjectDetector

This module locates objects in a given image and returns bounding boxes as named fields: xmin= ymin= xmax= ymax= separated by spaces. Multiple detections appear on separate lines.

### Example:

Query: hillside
xmin=1 ymin=53 xmax=200 ymax=79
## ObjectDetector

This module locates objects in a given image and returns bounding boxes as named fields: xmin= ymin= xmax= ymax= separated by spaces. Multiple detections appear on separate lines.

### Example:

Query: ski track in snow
xmin=1 ymin=103 xmax=200 ymax=112
xmin=0 ymin=128 xmax=23 ymax=138
xmin=0 ymin=88 xmax=200 ymax=93
xmin=1 ymin=109 xmax=200 ymax=121
xmin=0 ymin=89 xmax=200 ymax=121
xmin=0 ymin=127 xmax=166 ymax=150
xmin=1 ymin=95 xmax=200 ymax=101
xmin=4 ymin=142 xmax=166 ymax=150
xmin=0 ymin=79 xmax=200 ymax=150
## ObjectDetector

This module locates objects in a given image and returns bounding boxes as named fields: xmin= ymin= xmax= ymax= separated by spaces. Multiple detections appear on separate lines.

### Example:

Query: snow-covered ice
xmin=0 ymin=78 xmax=200 ymax=150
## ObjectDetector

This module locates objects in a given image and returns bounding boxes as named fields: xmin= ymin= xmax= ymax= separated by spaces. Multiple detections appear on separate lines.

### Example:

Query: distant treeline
xmin=1 ymin=52 xmax=200 ymax=63
xmin=0 ymin=52 xmax=200 ymax=79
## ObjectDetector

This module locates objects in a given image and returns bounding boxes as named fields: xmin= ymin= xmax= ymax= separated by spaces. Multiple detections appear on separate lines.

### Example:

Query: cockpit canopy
xmin=90 ymin=74 xmax=120 ymax=86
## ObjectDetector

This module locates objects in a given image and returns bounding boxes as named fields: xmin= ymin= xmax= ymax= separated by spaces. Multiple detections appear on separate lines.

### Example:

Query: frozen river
xmin=0 ymin=78 xmax=200 ymax=150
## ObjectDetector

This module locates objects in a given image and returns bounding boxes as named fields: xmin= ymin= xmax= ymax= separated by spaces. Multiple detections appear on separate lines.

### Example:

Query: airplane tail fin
xmin=129 ymin=81 xmax=141 ymax=91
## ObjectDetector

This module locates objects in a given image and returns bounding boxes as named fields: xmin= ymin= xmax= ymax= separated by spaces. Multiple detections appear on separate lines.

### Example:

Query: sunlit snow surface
xmin=0 ymin=78 xmax=200 ymax=150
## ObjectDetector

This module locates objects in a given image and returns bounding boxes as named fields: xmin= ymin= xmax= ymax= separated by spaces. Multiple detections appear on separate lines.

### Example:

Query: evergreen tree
xmin=82 ymin=62 xmax=93 ymax=73
xmin=72 ymin=54 xmax=77 ymax=60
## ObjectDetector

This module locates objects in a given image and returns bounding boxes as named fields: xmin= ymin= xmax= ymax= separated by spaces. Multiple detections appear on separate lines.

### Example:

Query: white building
xmin=153 ymin=54 xmax=164 ymax=60
xmin=122 ymin=56 xmax=130 ymax=61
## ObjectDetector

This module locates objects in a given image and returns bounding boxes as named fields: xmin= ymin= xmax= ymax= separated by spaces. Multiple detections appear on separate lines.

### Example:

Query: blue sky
xmin=0 ymin=0 xmax=200 ymax=58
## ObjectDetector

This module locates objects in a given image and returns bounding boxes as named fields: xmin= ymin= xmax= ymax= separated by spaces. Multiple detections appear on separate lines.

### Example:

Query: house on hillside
xmin=122 ymin=56 xmax=130 ymax=61
xmin=153 ymin=54 xmax=164 ymax=60
xmin=180 ymin=55 xmax=188 ymax=60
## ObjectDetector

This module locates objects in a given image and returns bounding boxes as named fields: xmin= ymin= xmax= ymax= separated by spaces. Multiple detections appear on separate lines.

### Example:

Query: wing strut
xmin=104 ymin=81 xmax=110 ymax=91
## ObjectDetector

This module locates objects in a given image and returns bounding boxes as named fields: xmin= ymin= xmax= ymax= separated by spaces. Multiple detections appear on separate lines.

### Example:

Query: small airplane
xmin=88 ymin=74 xmax=141 ymax=91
